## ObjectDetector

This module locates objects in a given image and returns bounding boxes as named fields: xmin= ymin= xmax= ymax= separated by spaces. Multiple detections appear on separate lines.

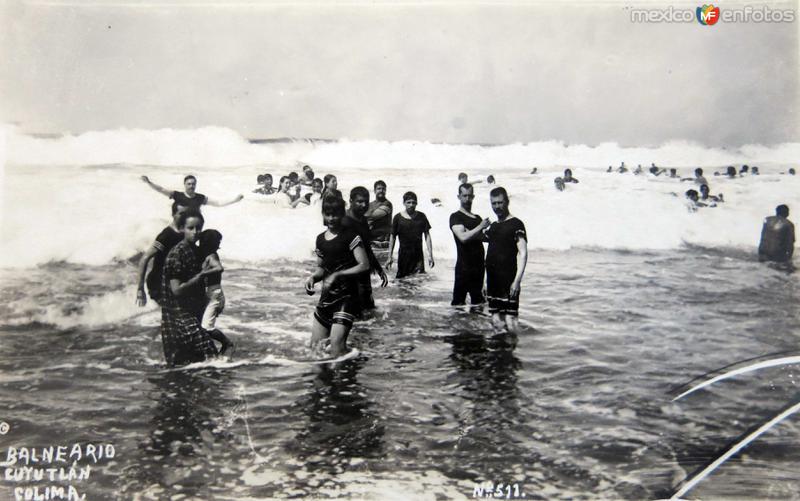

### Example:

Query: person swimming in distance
xmin=607 ymin=166 xmax=613 ymax=173
xmin=305 ymin=178 xmax=324 ymax=206
xmin=789 ymin=168 xmax=797 ymax=175
xmin=634 ymin=164 xmax=643 ymax=175
xmin=685 ymin=189 xmax=704 ymax=211
xmin=487 ymin=175 xmax=496 ymax=185
xmin=141 ymin=174 xmax=244 ymax=211
xmin=726 ymin=166 xmax=737 ymax=178
xmin=681 ymin=168 xmax=708 ymax=186
xmin=740 ymin=165 xmax=749 ymax=176
xmin=669 ymin=168 xmax=678 ymax=178
xmin=458 ymin=172 xmax=483 ymax=185
xmin=554 ymin=177 xmax=565 ymax=191
xmin=300 ymin=165 xmax=315 ymax=186
xmin=698 ymin=184 xmax=721 ymax=206
xmin=758 ymin=204 xmax=795 ymax=265
xmin=751 ymin=166 xmax=760 ymax=175
xmin=322 ymin=174 xmax=343 ymax=199
xmin=253 ymin=173 xmax=277 ymax=195
xmin=530 ymin=167 xmax=538 ymax=175
xmin=562 ymin=169 xmax=579 ymax=183
xmin=649 ymin=164 xmax=666 ymax=176
xmin=617 ymin=162 xmax=628 ymax=173
xmin=276 ymin=176 xmax=306 ymax=208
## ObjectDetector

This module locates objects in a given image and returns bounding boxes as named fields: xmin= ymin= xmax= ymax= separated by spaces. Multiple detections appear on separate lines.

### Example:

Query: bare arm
xmin=367 ymin=204 xmax=391 ymax=223
xmin=203 ymin=254 xmax=224 ymax=275
xmin=169 ymin=269 xmax=210 ymax=297
xmin=386 ymin=234 xmax=397 ymax=269
xmin=206 ymin=194 xmax=245 ymax=207
xmin=135 ymin=246 xmax=159 ymax=306
xmin=510 ymin=237 xmax=528 ymax=297
xmin=141 ymin=176 xmax=172 ymax=197
xmin=305 ymin=256 xmax=326 ymax=293
xmin=451 ymin=219 xmax=490 ymax=243
xmin=322 ymin=245 xmax=370 ymax=294
xmin=425 ymin=230 xmax=434 ymax=268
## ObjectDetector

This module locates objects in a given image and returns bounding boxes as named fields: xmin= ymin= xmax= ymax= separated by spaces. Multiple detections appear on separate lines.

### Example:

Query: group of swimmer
xmin=135 ymin=171 xmax=529 ymax=366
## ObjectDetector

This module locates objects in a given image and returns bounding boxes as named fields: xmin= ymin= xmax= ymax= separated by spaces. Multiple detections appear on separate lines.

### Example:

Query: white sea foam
xmin=2 ymin=125 xmax=799 ymax=267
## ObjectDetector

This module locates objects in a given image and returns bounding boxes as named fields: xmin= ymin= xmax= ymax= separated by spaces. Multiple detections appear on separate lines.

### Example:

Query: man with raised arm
xmin=141 ymin=174 xmax=244 ymax=211
xmin=485 ymin=187 xmax=528 ymax=333
xmin=449 ymin=183 xmax=490 ymax=307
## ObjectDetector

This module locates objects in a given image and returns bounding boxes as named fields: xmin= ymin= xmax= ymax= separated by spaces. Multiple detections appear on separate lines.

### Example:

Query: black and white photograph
xmin=1 ymin=0 xmax=798 ymax=499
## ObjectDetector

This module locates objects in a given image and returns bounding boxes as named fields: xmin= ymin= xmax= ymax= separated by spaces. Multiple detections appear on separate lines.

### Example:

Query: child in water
xmin=199 ymin=229 xmax=234 ymax=355
xmin=386 ymin=191 xmax=434 ymax=278
xmin=305 ymin=197 xmax=370 ymax=358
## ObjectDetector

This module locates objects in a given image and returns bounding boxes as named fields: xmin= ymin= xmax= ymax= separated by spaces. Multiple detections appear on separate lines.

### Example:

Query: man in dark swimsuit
xmin=759 ymin=205 xmax=795 ymax=265
xmin=366 ymin=180 xmax=393 ymax=248
xmin=141 ymin=174 xmax=243 ymax=211
xmin=342 ymin=186 xmax=388 ymax=311
xmin=485 ymin=187 xmax=528 ymax=333
xmin=449 ymin=183 xmax=490 ymax=306
xmin=136 ymin=202 xmax=187 ymax=306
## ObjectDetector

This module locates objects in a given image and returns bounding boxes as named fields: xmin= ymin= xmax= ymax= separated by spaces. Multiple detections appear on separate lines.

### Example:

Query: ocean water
xmin=1 ymin=127 xmax=800 ymax=500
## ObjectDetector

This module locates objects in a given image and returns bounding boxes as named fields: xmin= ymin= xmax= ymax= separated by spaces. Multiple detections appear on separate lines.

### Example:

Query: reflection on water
xmin=1 ymin=249 xmax=800 ymax=499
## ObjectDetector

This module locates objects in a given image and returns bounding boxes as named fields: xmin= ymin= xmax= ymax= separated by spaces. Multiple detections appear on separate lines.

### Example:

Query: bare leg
xmin=328 ymin=323 xmax=352 ymax=358
xmin=310 ymin=317 xmax=330 ymax=355
xmin=506 ymin=316 xmax=520 ymax=334
xmin=491 ymin=312 xmax=505 ymax=331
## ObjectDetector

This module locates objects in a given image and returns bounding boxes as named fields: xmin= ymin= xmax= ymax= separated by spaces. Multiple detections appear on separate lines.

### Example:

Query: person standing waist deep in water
xmin=141 ymin=174 xmax=244 ymax=211
xmin=160 ymin=209 xmax=222 ymax=367
xmin=485 ymin=187 xmax=528 ymax=333
xmin=759 ymin=204 xmax=795 ymax=265
xmin=366 ymin=180 xmax=393 ymax=248
xmin=386 ymin=191 xmax=434 ymax=278
xmin=449 ymin=183 xmax=490 ymax=306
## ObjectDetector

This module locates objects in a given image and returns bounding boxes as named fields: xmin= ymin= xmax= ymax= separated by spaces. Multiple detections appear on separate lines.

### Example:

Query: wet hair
xmin=487 ymin=175 xmax=495 ymax=184
xmin=776 ymin=205 xmax=790 ymax=217
xmin=741 ymin=165 xmax=749 ymax=173
xmin=199 ymin=229 xmax=222 ymax=255
xmin=670 ymin=168 xmax=677 ymax=174
xmin=350 ymin=186 xmax=369 ymax=201
xmin=751 ymin=166 xmax=760 ymax=174
xmin=564 ymin=169 xmax=573 ymax=176
xmin=685 ymin=189 xmax=699 ymax=200
xmin=458 ymin=182 xmax=474 ymax=195
xmin=257 ymin=174 xmax=265 ymax=183
xmin=694 ymin=168 xmax=703 ymax=176
xmin=374 ymin=180 xmax=386 ymax=189
xmin=403 ymin=191 xmax=417 ymax=202
xmin=789 ymin=168 xmax=796 ymax=175
xmin=726 ymin=166 xmax=737 ymax=176
xmin=321 ymin=196 xmax=346 ymax=217
xmin=177 ymin=209 xmax=204 ymax=229
xmin=323 ymin=174 xmax=336 ymax=185
xmin=171 ymin=201 xmax=187 ymax=215
xmin=183 ymin=175 xmax=197 ymax=184
xmin=490 ymin=186 xmax=509 ymax=202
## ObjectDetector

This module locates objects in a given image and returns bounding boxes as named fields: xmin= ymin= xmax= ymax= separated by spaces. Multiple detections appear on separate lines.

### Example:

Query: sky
xmin=0 ymin=0 xmax=797 ymax=146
